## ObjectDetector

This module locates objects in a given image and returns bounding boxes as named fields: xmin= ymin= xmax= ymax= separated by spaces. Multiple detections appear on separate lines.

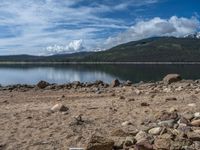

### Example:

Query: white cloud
xmin=46 ymin=39 xmax=85 ymax=54
xmin=105 ymin=16 xmax=200 ymax=48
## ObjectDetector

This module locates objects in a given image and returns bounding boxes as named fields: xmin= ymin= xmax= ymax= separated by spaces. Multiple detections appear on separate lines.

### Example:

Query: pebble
xmin=50 ymin=103 xmax=69 ymax=112
xmin=121 ymin=121 xmax=132 ymax=126
xmin=188 ymin=103 xmax=196 ymax=107
xmin=124 ymin=136 xmax=136 ymax=147
xmin=135 ymin=131 xmax=148 ymax=143
xmin=191 ymin=119 xmax=200 ymax=127
xmin=158 ymin=119 xmax=175 ymax=128
xmin=148 ymin=127 xmax=162 ymax=135
xmin=194 ymin=112 xmax=200 ymax=118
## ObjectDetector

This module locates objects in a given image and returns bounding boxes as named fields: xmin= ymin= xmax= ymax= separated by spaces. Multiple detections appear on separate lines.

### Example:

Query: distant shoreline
xmin=0 ymin=62 xmax=200 ymax=65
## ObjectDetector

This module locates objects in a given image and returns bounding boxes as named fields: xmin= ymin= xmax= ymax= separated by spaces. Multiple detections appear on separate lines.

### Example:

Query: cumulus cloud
xmin=106 ymin=16 xmax=200 ymax=48
xmin=46 ymin=40 xmax=85 ymax=54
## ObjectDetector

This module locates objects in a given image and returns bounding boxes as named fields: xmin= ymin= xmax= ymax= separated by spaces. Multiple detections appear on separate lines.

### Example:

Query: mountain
xmin=0 ymin=52 xmax=94 ymax=62
xmin=1 ymin=36 xmax=200 ymax=62
xmin=184 ymin=32 xmax=200 ymax=39
xmin=82 ymin=37 xmax=200 ymax=62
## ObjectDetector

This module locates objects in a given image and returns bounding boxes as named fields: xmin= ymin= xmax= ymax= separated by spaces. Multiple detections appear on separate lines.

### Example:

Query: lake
xmin=0 ymin=64 xmax=200 ymax=85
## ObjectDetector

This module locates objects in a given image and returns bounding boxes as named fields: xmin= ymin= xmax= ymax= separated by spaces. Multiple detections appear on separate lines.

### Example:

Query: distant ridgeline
xmin=1 ymin=36 xmax=200 ymax=62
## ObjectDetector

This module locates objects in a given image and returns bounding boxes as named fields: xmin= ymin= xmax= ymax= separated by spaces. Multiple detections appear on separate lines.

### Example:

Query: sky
xmin=0 ymin=0 xmax=200 ymax=55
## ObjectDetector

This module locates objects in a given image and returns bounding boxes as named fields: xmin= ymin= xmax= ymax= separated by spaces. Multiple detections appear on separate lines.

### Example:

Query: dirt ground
xmin=0 ymin=80 xmax=200 ymax=150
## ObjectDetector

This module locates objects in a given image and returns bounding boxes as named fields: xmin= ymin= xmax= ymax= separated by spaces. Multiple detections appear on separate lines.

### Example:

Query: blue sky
xmin=0 ymin=0 xmax=199 ymax=55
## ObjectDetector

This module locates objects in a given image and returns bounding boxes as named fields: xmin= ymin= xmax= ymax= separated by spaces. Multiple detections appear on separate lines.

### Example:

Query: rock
xmin=163 ymin=74 xmax=181 ymax=84
xmin=119 ymin=96 xmax=125 ymax=100
xmin=135 ymin=140 xmax=154 ymax=150
xmin=86 ymin=135 xmax=114 ymax=150
xmin=194 ymin=141 xmax=200 ymax=149
xmin=124 ymin=136 xmax=136 ymax=147
xmin=165 ymin=97 xmax=177 ymax=101
xmin=135 ymin=131 xmax=148 ymax=143
xmin=156 ymin=111 xmax=178 ymax=121
xmin=191 ymin=119 xmax=200 ymax=127
xmin=37 ymin=80 xmax=50 ymax=89
xmin=121 ymin=121 xmax=132 ymax=126
xmin=178 ymin=117 xmax=190 ymax=125
xmin=170 ymin=139 xmax=192 ymax=150
xmin=110 ymin=79 xmax=120 ymax=87
xmin=113 ymin=138 xmax=125 ymax=149
xmin=135 ymin=89 xmax=141 ymax=95
xmin=148 ymin=127 xmax=162 ymax=135
xmin=154 ymin=136 xmax=171 ymax=149
xmin=124 ymin=80 xmax=132 ymax=86
xmin=111 ymin=128 xmax=128 ymax=137
xmin=140 ymin=102 xmax=150 ymax=107
xmin=50 ymin=103 xmax=69 ymax=112
xmin=187 ymin=132 xmax=200 ymax=141
xmin=194 ymin=112 xmax=200 ymax=118
xmin=188 ymin=103 xmax=196 ymax=107
xmin=182 ymin=112 xmax=194 ymax=121
xmin=158 ymin=119 xmax=175 ymax=128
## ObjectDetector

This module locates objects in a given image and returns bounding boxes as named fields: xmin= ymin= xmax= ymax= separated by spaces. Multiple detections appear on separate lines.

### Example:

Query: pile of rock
xmin=86 ymin=109 xmax=200 ymax=150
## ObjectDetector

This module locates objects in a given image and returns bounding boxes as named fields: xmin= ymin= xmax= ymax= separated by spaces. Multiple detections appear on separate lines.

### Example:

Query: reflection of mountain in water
xmin=0 ymin=64 xmax=200 ymax=85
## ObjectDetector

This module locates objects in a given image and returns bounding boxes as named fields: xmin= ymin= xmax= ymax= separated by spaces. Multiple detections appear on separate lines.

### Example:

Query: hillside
xmin=1 ymin=37 xmax=200 ymax=62
xmin=83 ymin=37 xmax=200 ymax=62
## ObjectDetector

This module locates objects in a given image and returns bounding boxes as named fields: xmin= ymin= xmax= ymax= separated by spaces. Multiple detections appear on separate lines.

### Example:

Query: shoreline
xmin=0 ymin=61 xmax=200 ymax=65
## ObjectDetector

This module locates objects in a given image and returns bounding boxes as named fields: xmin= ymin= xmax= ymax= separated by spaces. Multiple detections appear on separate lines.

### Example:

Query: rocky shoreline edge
xmin=0 ymin=73 xmax=185 ymax=92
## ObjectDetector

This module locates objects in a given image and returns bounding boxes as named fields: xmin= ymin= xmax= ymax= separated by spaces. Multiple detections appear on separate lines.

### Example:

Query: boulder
xmin=86 ymin=135 xmax=114 ymax=150
xmin=37 ymin=80 xmax=50 ymax=89
xmin=163 ymin=74 xmax=181 ymax=84
xmin=110 ymin=79 xmax=120 ymax=87
xmin=50 ymin=103 xmax=69 ymax=112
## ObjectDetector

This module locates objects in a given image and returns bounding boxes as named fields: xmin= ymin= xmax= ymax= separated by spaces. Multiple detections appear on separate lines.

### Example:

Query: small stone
xmin=135 ymin=140 xmax=154 ymax=150
xmin=141 ymin=102 xmax=150 ymax=107
xmin=178 ymin=117 xmax=190 ymax=125
xmin=113 ymin=138 xmax=125 ymax=149
xmin=135 ymin=131 xmax=148 ymax=143
xmin=182 ymin=112 xmax=194 ymax=121
xmin=119 ymin=96 xmax=125 ymax=100
xmin=194 ymin=112 xmax=200 ymax=118
xmin=188 ymin=103 xmax=196 ymax=107
xmin=111 ymin=128 xmax=128 ymax=137
xmin=121 ymin=121 xmax=132 ymax=126
xmin=86 ymin=135 xmax=114 ymax=150
xmin=135 ymin=89 xmax=141 ymax=95
xmin=163 ymin=74 xmax=181 ymax=85
xmin=165 ymin=97 xmax=177 ymax=101
xmin=191 ymin=119 xmax=200 ymax=127
xmin=37 ymin=80 xmax=50 ymax=89
xmin=110 ymin=79 xmax=120 ymax=87
xmin=154 ymin=137 xmax=171 ymax=149
xmin=50 ymin=103 xmax=69 ymax=112
xmin=187 ymin=132 xmax=200 ymax=141
xmin=158 ymin=119 xmax=175 ymax=128
xmin=148 ymin=127 xmax=162 ymax=135
xmin=124 ymin=136 xmax=136 ymax=147
xmin=156 ymin=111 xmax=178 ymax=121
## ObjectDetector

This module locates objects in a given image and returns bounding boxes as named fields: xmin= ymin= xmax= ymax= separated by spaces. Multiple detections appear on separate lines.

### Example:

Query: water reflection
xmin=0 ymin=64 xmax=200 ymax=85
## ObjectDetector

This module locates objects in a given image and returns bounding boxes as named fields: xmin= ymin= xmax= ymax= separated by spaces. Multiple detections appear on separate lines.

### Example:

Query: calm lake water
xmin=0 ymin=64 xmax=200 ymax=85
